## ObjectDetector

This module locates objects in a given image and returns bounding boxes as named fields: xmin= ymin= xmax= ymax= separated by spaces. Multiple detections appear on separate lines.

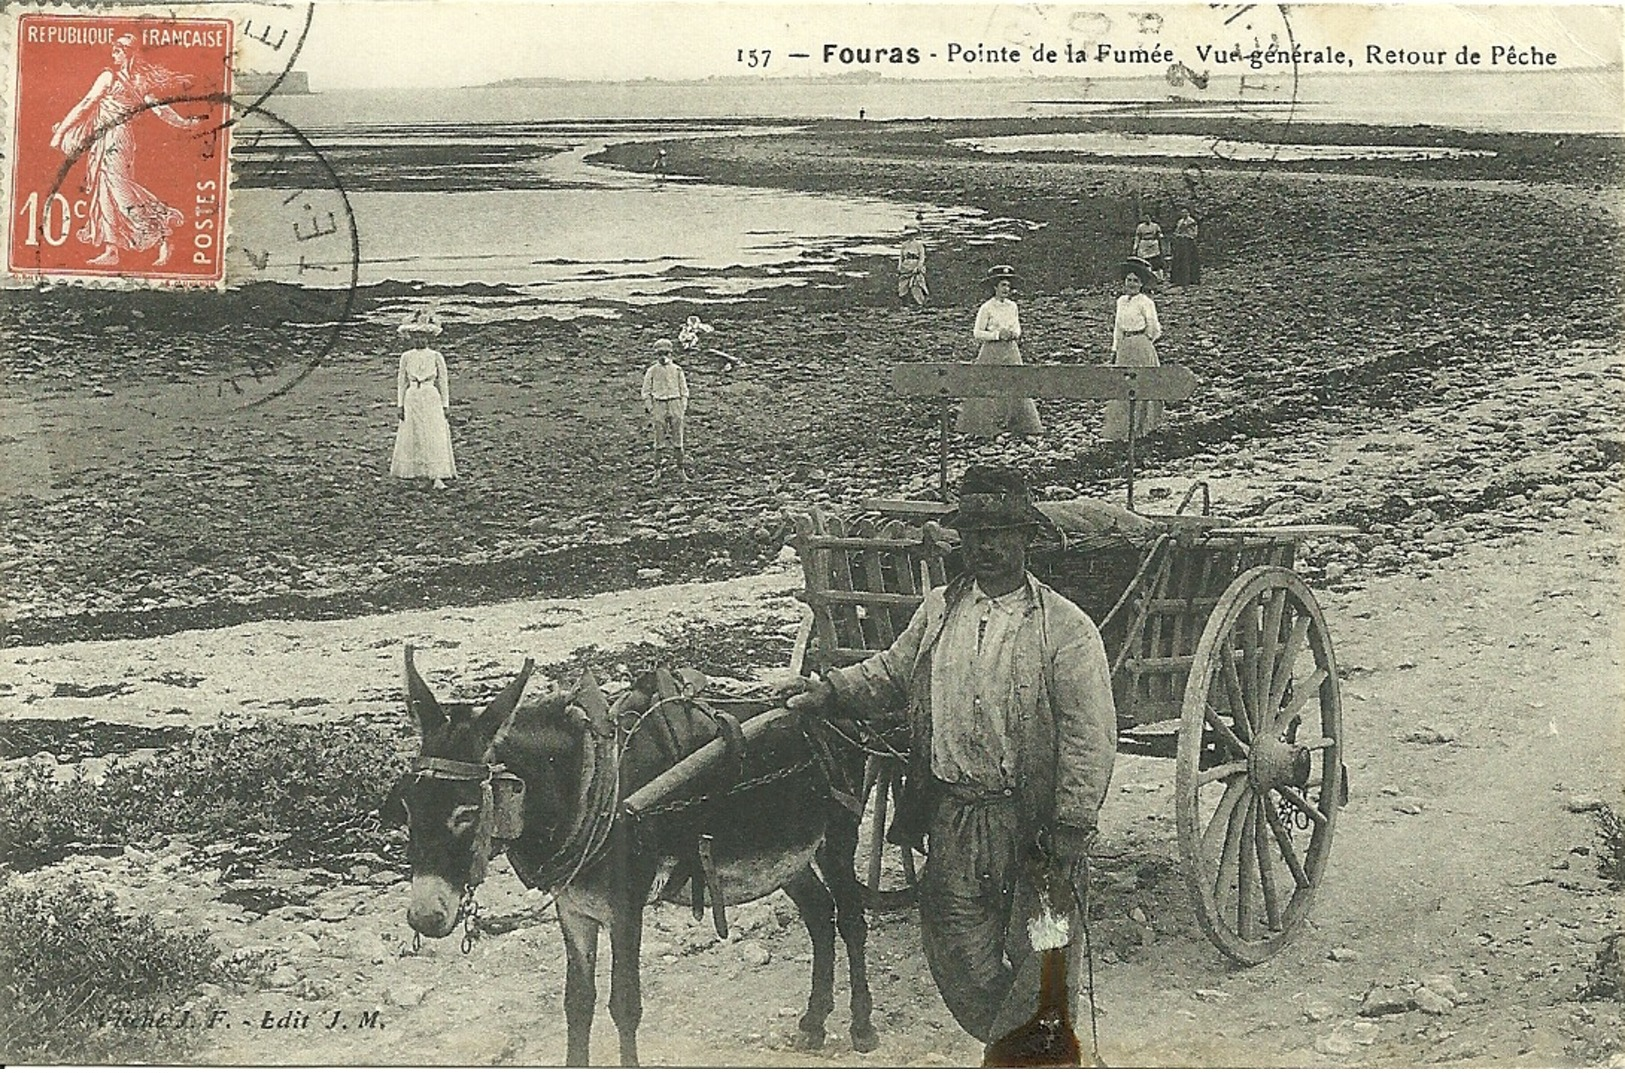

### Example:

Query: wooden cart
xmin=790 ymin=491 xmax=1354 ymax=965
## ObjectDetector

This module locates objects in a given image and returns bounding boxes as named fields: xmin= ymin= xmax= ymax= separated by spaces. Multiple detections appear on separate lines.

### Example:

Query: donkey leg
xmin=608 ymin=861 xmax=657 ymax=1067
xmin=783 ymin=865 xmax=838 ymax=1051
xmin=559 ymin=902 xmax=602 ymax=1067
xmin=820 ymin=828 xmax=878 ymax=1052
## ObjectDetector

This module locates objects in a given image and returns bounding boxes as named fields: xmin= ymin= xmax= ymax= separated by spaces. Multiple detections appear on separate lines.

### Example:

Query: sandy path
xmin=0 ymin=565 xmax=803 ymax=731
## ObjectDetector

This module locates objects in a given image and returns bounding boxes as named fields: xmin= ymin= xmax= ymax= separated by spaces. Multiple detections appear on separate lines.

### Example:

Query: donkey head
xmin=383 ymin=645 xmax=534 ymax=939
xmin=384 ymin=647 xmax=618 ymax=940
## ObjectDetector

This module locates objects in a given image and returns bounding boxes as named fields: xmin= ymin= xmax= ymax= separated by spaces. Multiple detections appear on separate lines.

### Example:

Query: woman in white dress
xmin=956 ymin=265 xmax=1043 ymax=440
xmin=1103 ymin=258 xmax=1165 ymax=442
xmin=391 ymin=311 xmax=457 ymax=488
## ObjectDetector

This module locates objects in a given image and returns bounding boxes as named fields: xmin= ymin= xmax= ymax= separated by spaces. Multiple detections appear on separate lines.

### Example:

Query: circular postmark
xmin=13 ymin=7 xmax=357 ymax=412
xmin=31 ymin=91 xmax=360 ymax=413
xmin=1161 ymin=4 xmax=1302 ymax=206
xmin=229 ymin=1 xmax=317 ymax=114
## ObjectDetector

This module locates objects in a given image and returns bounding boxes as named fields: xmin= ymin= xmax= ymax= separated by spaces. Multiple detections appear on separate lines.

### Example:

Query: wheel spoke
xmin=1202 ymin=778 xmax=1248 ymax=868
xmin=1220 ymin=649 xmax=1255 ymax=741
xmin=1213 ymin=787 xmax=1251 ymax=904
xmin=1254 ymin=800 xmax=1283 ymax=931
xmin=1255 ymin=589 xmax=1288 ymax=728
xmin=1238 ymin=605 xmax=1263 ymax=734
xmin=1204 ymin=703 xmax=1251 ymax=759
xmin=1296 ymin=736 xmax=1336 ymax=751
xmin=1277 ymin=784 xmax=1329 ymax=827
xmin=1236 ymin=798 xmax=1258 ymax=940
xmin=1197 ymin=760 xmax=1247 ymax=786
xmin=1262 ymin=795 xmax=1311 ymax=888
xmin=1278 ymin=667 xmax=1329 ymax=720
xmin=1265 ymin=614 xmax=1311 ymax=733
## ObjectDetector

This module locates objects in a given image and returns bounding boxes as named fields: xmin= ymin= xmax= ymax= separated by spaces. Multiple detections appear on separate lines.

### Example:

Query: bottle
xmin=984 ymin=890 xmax=1082 ymax=1068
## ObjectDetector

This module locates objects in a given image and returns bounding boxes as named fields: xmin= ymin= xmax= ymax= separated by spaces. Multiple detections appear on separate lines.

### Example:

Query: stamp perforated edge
xmin=1 ymin=3 xmax=243 ymax=293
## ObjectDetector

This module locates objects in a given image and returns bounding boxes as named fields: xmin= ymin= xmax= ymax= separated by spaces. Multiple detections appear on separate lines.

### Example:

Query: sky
xmin=290 ymin=2 xmax=1625 ymax=88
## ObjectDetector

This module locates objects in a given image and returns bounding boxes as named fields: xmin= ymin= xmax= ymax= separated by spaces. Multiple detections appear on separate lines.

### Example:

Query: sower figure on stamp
xmin=48 ymin=33 xmax=203 ymax=268
xmin=787 ymin=465 xmax=1117 ymax=1054
xmin=641 ymin=338 xmax=691 ymax=481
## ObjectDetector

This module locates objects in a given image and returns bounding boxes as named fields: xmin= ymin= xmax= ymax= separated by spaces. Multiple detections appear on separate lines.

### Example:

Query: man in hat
xmin=787 ymin=465 xmax=1116 ymax=1052
xmin=641 ymin=338 xmax=691 ymax=481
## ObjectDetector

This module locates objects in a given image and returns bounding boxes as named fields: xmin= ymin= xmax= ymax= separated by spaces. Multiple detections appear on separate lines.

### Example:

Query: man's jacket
xmin=826 ymin=574 xmax=1117 ymax=848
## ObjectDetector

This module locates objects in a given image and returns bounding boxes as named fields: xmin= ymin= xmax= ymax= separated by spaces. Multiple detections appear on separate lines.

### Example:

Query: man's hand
xmin=782 ymin=675 xmax=834 ymax=715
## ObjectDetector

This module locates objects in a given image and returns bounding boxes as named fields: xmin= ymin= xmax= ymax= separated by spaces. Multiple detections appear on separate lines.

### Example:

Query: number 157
xmin=737 ymin=48 xmax=771 ymax=68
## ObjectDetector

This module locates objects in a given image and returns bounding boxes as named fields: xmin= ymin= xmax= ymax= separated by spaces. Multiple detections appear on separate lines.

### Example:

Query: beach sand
xmin=3 ymin=116 xmax=1624 ymax=1067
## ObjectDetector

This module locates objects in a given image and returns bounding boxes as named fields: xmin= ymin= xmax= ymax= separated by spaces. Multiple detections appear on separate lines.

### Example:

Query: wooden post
xmin=938 ymin=401 xmax=950 ymax=501
xmin=1126 ymin=388 xmax=1138 ymax=511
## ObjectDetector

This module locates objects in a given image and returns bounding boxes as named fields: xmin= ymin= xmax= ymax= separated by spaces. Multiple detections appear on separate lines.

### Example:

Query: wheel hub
xmin=1249 ymin=736 xmax=1309 ymax=791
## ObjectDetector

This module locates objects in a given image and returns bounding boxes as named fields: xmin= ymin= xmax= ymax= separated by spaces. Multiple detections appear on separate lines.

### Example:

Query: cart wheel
xmin=855 ymin=754 xmax=922 ymax=910
xmin=1176 ymin=566 xmax=1345 ymax=965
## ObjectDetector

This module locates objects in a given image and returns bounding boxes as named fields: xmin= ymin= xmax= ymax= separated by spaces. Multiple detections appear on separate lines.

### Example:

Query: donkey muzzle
xmin=406 ymin=874 xmax=461 ymax=939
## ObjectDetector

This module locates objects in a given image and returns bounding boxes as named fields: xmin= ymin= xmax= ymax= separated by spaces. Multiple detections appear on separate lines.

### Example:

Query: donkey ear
xmin=405 ymin=645 xmax=447 ymax=738
xmin=476 ymin=658 xmax=535 ymax=738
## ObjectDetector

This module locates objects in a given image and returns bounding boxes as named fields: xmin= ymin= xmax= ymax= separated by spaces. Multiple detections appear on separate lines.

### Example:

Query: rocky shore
xmin=2 ymin=118 xmax=1620 ymax=648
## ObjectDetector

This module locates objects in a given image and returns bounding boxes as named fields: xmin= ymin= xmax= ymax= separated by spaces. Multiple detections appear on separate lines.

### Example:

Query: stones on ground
xmin=1359 ymin=983 xmax=1416 ymax=1017
xmin=735 ymin=940 xmax=772 ymax=967
xmin=1328 ymin=946 xmax=1360 ymax=963
xmin=1413 ymin=986 xmax=1455 ymax=1015
xmin=266 ymin=964 xmax=302 ymax=989
xmin=383 ymin=981 xmax=431 ymax=1008
xmin=1420 ymin=974 xmax=1469 ymax=1005
xmin=636 ymin=567 xmax=664 ymax=581
xmin=1401 ymin=725 xmax=1455 ymax=745
xmin=1302 ymin=998 xmax=1337 ymax=1023
xmin=1315 ymin=1030 xmax=1356 ymax=1056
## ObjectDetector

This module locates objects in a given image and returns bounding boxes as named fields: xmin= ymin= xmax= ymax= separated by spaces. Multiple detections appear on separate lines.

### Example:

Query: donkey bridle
xmin=405 ymin=755 xmax=513 ymax=953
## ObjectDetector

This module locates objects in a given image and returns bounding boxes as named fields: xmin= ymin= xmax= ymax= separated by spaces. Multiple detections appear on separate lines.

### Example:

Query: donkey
xmin=384 ymin=648 xmax=878 ymax=1066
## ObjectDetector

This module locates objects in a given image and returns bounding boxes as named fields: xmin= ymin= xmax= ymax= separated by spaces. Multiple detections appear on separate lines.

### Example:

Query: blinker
xmin=411 ymin=756 xmax=528 ymax=841
xmin=492 ymin=769 xmax=527 ymax=840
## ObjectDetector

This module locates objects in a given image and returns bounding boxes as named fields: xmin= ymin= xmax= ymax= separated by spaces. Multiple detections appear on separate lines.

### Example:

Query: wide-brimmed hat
xmin=942 ymin=465 xmax=1052 ymax=532
xmin=983 ymin=264 xmax=1019 ymax=285
xmin=1119 ymin=257 xmax=1157 ymax=289
xmin=398 ymin=310 xmax=444 ymax=337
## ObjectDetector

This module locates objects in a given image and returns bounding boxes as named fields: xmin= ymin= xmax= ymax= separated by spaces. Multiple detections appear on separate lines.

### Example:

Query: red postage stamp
xmin=8 ymin=13 xmax=233 ymax=284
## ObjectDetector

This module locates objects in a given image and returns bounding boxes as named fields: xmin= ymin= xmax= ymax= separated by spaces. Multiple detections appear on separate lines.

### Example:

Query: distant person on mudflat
xmin=678 ymin=314 xmax=714 ymax=352
xmin=1133 ymin=213 xmax=1166 ymax=279
xmin=1102 ymin=258 xmax=1165 ymax=442
xmin=391 ymin=311 xmax=457 ymax=490
xmin=897 ymin=215 xmax=929 ymax=309
xmin=641 ymin=339 xmax=691 ymax=481
xmin=653 ymin=147 xmax=668 ymax=181
xmin=1171 ymin=208 xmax=1201 ymax=286
xmin=957 ymin=265 xmax=1043 ymax=442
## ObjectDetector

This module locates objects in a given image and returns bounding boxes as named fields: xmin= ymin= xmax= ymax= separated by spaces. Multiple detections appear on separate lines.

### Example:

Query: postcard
xmin=1 ymin=1 xmax=1620 ymax=1067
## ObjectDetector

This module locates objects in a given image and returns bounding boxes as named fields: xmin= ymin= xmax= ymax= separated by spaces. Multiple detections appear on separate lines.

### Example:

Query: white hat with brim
xmin=398 ymin=311 xmax=444 ymax=338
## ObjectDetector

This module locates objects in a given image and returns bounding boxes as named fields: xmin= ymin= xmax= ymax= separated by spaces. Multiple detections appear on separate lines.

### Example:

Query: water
xmin=233 ymin=135 xmax=996 ymax=319
xmin=949 ymin=131 xmax=1499 ymax=162
xmin=267 ymin=69 xmax=1623 ymax=135
xmin=223 ymin=67 xmax=1618 ymax=321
